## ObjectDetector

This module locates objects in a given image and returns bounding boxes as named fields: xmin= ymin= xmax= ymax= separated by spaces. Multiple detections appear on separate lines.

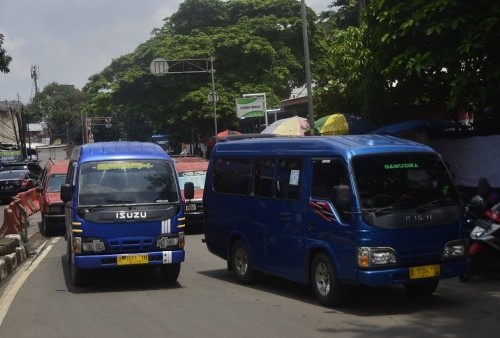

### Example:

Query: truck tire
xmin=160 ymin=263 xmax=181 ymax=284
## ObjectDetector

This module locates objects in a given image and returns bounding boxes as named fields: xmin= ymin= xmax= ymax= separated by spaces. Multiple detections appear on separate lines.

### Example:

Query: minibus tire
xmin=403 ymin=279 xmax=439 ymax=296
xmin=160 ymin=263 xmax=181 ymax=284
xmin=231 ymin=240 xmax=255 ymax=284
xmin=311 ymin=253 xmax=347 ymax=307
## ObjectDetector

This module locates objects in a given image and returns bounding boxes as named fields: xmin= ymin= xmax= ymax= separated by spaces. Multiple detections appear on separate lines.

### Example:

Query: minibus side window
xmin=276 ymin=158 xmax=302 ymax=200
xmin=213 ymin=158 xmax=251 ymax=195
xmin=311 ymin=158 xmax=351 ymax=221
xmin=253 ymin=158 xmax=275 ymax=198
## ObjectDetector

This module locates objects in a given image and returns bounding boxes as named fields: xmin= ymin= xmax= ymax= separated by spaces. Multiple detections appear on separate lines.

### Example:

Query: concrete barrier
xmin=0 ymin=234 xmax=27 ymax=284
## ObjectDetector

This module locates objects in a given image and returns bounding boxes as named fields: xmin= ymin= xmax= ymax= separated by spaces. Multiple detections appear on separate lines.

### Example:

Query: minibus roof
xmin=212 ymin=135 xmax=435 ymax=158
xmin=71 ymin=141 xmax=171 ymax=163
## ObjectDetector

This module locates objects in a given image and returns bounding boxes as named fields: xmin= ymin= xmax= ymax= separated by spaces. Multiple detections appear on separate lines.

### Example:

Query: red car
xmin=38 ymin=159 xmax=69 ymax=236
xmin=172 ymin=155 xmax=208 ymax=231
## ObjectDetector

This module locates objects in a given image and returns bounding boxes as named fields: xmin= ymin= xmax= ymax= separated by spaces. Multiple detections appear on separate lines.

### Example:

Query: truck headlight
xmin=157 ymin=232 xmax=185 ymax=249
xmin=358 ymin=247 xmax=397 ymax=268
xmin=82 ymin=238 xmax=106 ymax=253
xmin=443 ymin=239 xmax=466 ymax=258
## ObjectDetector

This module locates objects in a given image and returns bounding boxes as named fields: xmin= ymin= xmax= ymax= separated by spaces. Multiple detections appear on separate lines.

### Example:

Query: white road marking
xmin=0 ymin=237 xmax=60 ymax=328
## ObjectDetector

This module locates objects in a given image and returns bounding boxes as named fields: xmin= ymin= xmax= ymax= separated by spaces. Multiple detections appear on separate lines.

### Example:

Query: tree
xmin=363 ymin=0 xmax=500 ymax=130
xmin=83 ymin=0 xmax=322 ymax=143
xmin=29 ymin=83 xmax=87 ymax=144
xmin=0 ymin=33 xmax=13 ymax=74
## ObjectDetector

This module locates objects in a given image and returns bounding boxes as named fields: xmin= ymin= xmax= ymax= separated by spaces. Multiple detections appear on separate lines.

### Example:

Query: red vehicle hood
xmin=45 ymin=191 xmax=63 ymax=204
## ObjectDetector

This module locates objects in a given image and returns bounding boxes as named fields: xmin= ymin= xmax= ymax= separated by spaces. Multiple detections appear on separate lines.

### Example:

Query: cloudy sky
xmin=0 ymin=0 xmax=331 ymax=104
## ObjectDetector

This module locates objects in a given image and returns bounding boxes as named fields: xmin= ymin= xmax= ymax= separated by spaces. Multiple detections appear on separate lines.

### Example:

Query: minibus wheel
xmin=160 ymin=263 xmax=181 ymax=284
xmin=311 ymin=253 xmax=347 ymax=306
xmin=231 ymin=240 xmax=255 ymax=284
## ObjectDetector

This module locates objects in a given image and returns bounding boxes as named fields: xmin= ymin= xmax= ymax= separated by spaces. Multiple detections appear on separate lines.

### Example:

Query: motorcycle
xmin=460 ymin=196 xmax=500 ymax=281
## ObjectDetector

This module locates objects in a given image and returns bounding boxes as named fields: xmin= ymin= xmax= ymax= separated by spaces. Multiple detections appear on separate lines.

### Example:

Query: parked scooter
xmin=460 ymin=195 xmax=500 ymax=281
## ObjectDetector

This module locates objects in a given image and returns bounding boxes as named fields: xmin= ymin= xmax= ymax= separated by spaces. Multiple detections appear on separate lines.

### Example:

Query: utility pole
xmin=31 ymin=65 xmax=39 ymax=94
xmin=301 ymin=1 xmax=316 ymax=134
xmin=30 ymin=65 xmax=40 ymax=116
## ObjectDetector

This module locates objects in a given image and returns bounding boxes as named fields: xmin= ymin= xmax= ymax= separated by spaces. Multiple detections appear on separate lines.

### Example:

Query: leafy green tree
xmin=314 ymin=0 xmax=388 ymax=121
xmin=0 ymin=33 xmax=12 ymax=73
xmin=83 ymin=0 xmax=322 ymax=143
xmin=29 ymin=83 xmax=86 ymax=144
xmin=363 ymin=0 xmax=500 ymax=129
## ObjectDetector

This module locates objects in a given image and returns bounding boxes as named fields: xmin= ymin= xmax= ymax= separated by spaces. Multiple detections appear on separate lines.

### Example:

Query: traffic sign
xmin=150 ymin=58 xmax=169 ymax=76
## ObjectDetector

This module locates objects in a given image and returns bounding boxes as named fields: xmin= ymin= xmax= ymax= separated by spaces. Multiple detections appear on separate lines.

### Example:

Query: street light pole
xmin=301 ymin=0 xmax=316 ymax=134
xmin=209 ymin=56 xmax=218 ymax=137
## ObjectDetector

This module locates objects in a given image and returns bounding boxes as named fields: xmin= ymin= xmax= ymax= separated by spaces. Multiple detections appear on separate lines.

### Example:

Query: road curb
xmin=0 ymin=234 xmax=29 ymax=285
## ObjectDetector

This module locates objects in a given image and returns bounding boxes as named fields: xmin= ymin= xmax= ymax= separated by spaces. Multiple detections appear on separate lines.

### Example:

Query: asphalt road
xmin=1 ymin=209 xmax=500 ymax=337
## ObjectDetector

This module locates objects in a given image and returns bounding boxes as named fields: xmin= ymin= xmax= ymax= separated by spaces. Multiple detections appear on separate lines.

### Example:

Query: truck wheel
xmin=404 ymin=279 xmax=439 ymax=296
xmin=160 ymin=263 xmax=181 ymax=284
xmin=311 ymin=253 xmax=348 ymax=306
xmin=231 ymin=240 xmax=255 ymax=284
xmin=68 ymin=240 xmax=87 ymax=286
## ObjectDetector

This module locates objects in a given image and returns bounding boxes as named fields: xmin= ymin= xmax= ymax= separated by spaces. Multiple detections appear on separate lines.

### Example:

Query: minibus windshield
xmin=77 ymin=160 xmax=179 ymax=206
xmin=352 ymin=153 xmax=460 ymax=211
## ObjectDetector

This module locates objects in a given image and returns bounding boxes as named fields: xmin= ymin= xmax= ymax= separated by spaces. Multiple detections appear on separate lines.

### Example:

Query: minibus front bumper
xmin=356 ymin=259 xmax=469 ymax=287
xmin=74 ymin=250 xmax=185 ymax=269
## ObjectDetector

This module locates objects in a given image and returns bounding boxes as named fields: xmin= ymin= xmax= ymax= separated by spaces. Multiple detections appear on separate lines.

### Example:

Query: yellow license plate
xmin=409 ymin=264 xmax=440 ymax=279
xmin=117 ymin=254 xmax=149 ymax=266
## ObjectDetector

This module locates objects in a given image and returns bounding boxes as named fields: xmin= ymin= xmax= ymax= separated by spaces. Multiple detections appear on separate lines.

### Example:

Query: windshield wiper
xmin=106 ymin=199 xmax=136 ymax=204
xmin=416 ymin=198 xmax=454 ymax=212
xmin=363 ymin=202 xmax=415 ymax=215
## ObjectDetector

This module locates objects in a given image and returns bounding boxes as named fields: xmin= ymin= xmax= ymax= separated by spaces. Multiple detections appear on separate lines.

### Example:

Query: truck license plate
xmin=117 ymin=254 xmax=149 ymax=266
xmin=185 ymin=204 xmax=196 ymax=211
xmin=409 ymin=264 xmax=440 ymax=279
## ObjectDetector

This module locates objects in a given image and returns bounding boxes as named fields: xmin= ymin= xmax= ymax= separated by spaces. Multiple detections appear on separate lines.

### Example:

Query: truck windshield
xmin=77 ymin=160 xmax=179 ymax=206
xmin=178 ymin=171 xmax=206 ymax=190
xmin=352 ymin=153 xmax=460 ymax=211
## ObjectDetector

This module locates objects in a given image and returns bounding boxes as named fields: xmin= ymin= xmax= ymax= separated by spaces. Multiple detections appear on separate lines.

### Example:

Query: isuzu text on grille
xmin=115 ymin=211 xmax=147 ymax=219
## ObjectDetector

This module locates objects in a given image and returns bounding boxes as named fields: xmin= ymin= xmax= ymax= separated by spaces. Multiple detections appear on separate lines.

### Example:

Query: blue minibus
xmin=203 ymin=135 xmax=469 ymax=306
xmin=60 ymin=141 xmax=188 ymax=286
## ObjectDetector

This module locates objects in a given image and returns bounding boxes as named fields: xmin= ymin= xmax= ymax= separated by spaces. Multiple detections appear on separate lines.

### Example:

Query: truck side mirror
xmin=184 ymin=182 xmax=194 ymax=200
xmin=60 ymin=184 xmax=73 ymax=203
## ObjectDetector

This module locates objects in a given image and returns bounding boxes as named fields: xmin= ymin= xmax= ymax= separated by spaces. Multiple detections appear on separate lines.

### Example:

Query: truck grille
xmin=108 ymin=238 xmax=154 ymax=253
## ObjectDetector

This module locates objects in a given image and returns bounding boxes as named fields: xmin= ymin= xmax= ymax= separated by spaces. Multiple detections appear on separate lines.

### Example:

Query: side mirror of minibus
xmin=334 ymin=185 xmax=352 ymax=211
xmin=468 ymin=195 xmax=486 ymax=218
xmin=60 ymin=184 xmax=73 ymax=203
xmin=184 ymin=182 xmax=195 ymax=200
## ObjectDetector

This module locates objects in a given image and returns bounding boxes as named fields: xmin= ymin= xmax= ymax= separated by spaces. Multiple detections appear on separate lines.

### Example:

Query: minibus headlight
xmin=357 ymin=247 xmax=397 ymax=268
xmin=157 ymin=232 xmax=184 ymax=249
xmin=443 ymin=239 xmax=466 ymax=258
xmin=82 ymin=238 xmax=106 ymax=253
